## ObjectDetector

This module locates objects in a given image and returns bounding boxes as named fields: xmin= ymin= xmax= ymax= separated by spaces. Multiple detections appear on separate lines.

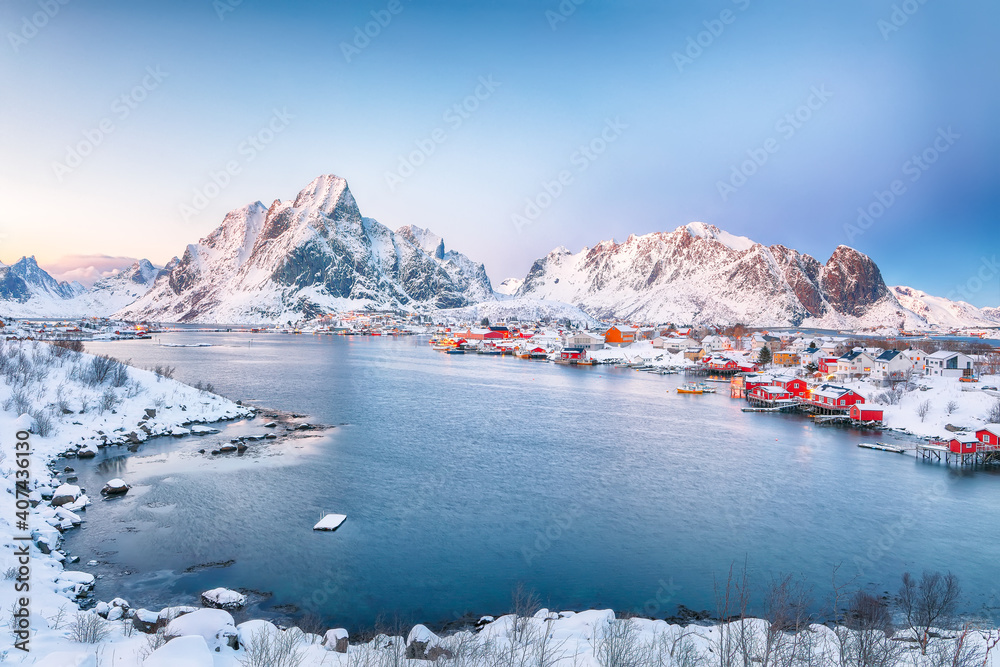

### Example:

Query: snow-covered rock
xmin=405 ymin=623 xmax=452 ymax=661
xmin=77 ymin=442 xmax=98 ymax=458
xmin=100 ymin=478 xmax=130 ymax=496
xmin=201 ymin=587 xmax=247 ymax=610
xmin=164 ymin=608 xmax=238 ymax=651
xmin=322 ymin=627 xmax=350 ymax=652
xmin=51 ymin=484 xmax=82 ymax=507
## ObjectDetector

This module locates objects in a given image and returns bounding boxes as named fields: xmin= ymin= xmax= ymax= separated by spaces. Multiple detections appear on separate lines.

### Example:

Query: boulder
xmin=144 ymin=408 xmax=157 ymax=418
xmin=164 ymin=608 xmax=238 ymax=651
xmin=156 ymin=605 xmax=198 ymax=631
xmin=322 ymin=627 xmax=350 ymax=653
xmin=101 ymin=479 xmax=130 ymax=496
xmin=132 ymin=608 xmax=159 ymax=634
xmin=405 ymin=624 xmax=453 ymax=661
xmin=200 ymin=587 xmax=246 ymax=610
xmin=51 ymin=484 xmax=82 ymax=507
xmin=77 ymin=442 xmax=99 ymax=459
xmin=144 ymin=635 xmax=214 ymax=667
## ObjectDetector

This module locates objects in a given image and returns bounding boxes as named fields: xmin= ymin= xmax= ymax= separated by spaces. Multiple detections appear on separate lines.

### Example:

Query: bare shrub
xmin=917 ymin=400 xmax=932 ymax=422
xmin=239 ymin=627 xmax=307 ymax=667
xmin=592 ymin=618 xmax=649 ymax=667
xmin=986 ymin=400 xmax=1000 ymax=424
xmin=29 ymin=409 xmax=53 ymax=437
xmin=69 ymin=612 xmax=111 ymax=643
xmin=945 ymin=401 xmax=959 ymax=416
xmin=51 ymin=339 xmax=84 ymax=355
xmin=152 ymin=364 xmax=175 ymax=380
xmin=897 ymin=571 xmax=961 ymax=654
xmin=2 ymin=388 xmax=30 ymax=415
xmin=86 ymin=355 xmax=118 ymax=386
xmin=109 ymin=359 xmax=130 ymax=387
xmin=98 ymin=387 xmax=120 ymax=414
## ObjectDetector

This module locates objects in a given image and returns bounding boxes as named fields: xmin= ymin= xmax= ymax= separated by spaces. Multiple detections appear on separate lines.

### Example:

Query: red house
xmin=750 ymin=385 xmax=793 ymax=402
xmin=975 ymin=425 xmax=1000 ymax=448
xmin=560 ymin=348 xmax=585 ymax=361
xmin=742 ymin=373 xmax=772 ymax=394
xmin=705 ymin=357 xmax=738 ymax=371
xmin=772 ymin=376 xmax=808 ymax=397
xmin=817 ymin=357 xmax=840 ymax=374
xmin=949 ymin=434 xmax=979 ymax=454
xmin=850 ymin=405 xmax=884 ymax=423
xmin=805 ymin=384 xmax=866 ymax=411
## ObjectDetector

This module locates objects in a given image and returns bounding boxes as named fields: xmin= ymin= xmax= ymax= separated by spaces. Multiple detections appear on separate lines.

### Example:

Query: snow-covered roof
xmin=927 ymin=350 xmax=964 ymax=359
xmin=979 ymin=424 xmax=1000 ymax=437
xmin=874 ymin=349 xmax=903 ymax=362
xmin=812 ymin=384 xmax=855 ymax=399
xmin=951 ymin=433 xmax=979 ymax=444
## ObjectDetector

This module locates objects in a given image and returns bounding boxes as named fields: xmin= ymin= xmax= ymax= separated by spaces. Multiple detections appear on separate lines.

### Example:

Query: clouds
xmin=38 ymin=254 xmax=144 ymax=287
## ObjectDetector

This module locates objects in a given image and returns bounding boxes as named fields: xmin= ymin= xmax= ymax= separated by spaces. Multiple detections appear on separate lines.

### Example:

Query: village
xmin=4 ymin=311 xmax=1000 ymax=467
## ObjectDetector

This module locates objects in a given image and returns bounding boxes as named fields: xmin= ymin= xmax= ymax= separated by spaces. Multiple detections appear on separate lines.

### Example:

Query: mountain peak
xmin=292 ymin=174 xmax=350 ymax=214
xmin=681 ymin=222 xmax=756 ymax=252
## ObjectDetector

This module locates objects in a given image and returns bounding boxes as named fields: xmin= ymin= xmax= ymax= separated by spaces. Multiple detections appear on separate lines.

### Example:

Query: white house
xmin=902 ymin=348 xmax=927 ymax=375
xmin=926 ymin=350 xmax=975 ymax=378
xmin=700 ymin=334 xmax=732 ymax=352
xmin=836 ymin=349 xmax=877 ymax=378
xmin=654 ymin=336 xmax=699 ymax=351
xmin=562 ymin=331 xmax=605 ymax=351
xmin=870 ymin=349 xmax=912 ymax=381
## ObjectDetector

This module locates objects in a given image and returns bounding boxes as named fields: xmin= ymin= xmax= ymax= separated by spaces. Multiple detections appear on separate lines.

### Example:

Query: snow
xmin=891 ymin=285 xmax=1000 ymax=328
xmin=437 ymin=297 xmax=600 ymax=327
xmin=494 ymin=277 xmax=524 ymax=296
xmin=314 ymin=513 xmax=347 ymax=531
xmin=143 ymin=635 xmax=214 ymax=666
xmin=684 ymin=221 xmax=756 ymax=252
xmin=836 ymin=372 xmax=1000 ymax=439
xmin=163 ymin=608 xmax=237 ymax=650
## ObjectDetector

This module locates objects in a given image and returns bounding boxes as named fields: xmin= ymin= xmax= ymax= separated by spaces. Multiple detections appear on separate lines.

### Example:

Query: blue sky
xmin=1 ymin=0 xmax=997 ymax=305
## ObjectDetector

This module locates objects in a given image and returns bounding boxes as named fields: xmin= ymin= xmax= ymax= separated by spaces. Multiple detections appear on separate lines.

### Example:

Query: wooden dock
xmin=858 ymin=442 xmax=906 ymax=454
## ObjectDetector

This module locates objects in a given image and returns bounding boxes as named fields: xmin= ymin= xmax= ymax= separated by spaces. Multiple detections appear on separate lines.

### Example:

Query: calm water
xmin=64 ymin=334 xmax=1000 ymax=630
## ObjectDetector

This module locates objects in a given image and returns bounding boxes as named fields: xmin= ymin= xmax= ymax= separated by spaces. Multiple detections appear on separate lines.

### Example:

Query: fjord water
xmin=68 ymin=334 xmax=1000 ymax=629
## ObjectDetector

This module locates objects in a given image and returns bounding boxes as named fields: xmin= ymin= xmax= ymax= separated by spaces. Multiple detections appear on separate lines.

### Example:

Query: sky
xmin=0 ymin=0 xmax=997 ymax=306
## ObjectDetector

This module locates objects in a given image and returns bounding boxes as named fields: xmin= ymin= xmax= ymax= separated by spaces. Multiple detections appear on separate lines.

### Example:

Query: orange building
xmin=604 ymin=325 xmax=637 ymax=346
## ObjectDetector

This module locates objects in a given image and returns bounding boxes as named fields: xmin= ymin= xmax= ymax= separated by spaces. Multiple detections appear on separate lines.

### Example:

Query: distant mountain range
xmin=1 ymin=175 xmax=996 ymax=329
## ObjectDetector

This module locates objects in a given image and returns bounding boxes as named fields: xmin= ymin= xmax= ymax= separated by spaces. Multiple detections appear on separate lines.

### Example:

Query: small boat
xmin=676 ymin=383 xmax=704 ymax=394
xmin=696 ymin=383 xmax=717 ymax=394
xmin=576 ymin=360 xmax=594 ymax=366
xmin=445 ymin=348 xmax=465 ymax=355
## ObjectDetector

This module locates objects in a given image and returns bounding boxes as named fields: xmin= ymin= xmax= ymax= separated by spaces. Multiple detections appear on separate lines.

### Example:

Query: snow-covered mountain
xmin=395 ymin=225 xmax=493 ymax=303
xmin=890 ymin=285 xmax=1000 ymax=328
xmin=514 ymin=223 xmax=928 ymax=328
xmin=494 ymin=278 xmax=524 ymax=296
xmin=117 ymin=175 xmax=495 ymax=323
xmin=0 ymin=257 xmax=159 ymax=318
xmin=0 ymin=257 xmax=87 ymax=317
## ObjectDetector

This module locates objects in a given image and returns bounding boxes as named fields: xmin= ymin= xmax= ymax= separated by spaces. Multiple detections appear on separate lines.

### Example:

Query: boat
xmin=696 ymin=383 xmax=717 ymax=394
xmin=676 ymin=383 xmax=704 ymax=394
xmin=445 ymin=348 xmax=465 ymax=355
xmin=576 ymin=360 xmax=594 ymax=366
